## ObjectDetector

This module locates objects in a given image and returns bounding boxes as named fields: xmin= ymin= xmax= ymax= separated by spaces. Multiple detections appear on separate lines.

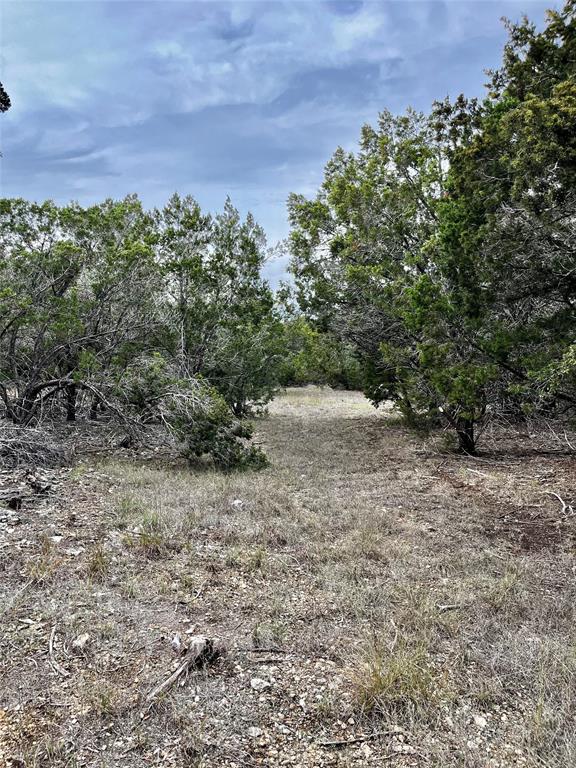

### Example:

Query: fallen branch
xmin=0 ymin=423 xmax=67 ymax=469
xmin=248 ymin=656 xmax=286 ymax=664
xmin=48 ymin=625 xmax=70 ymax=678
xmin=242 ymin=647 xmax=287 ymax=654
xmin=145 ymin=635 xmax=225 ymax=703
xmin=465 ymin=468 xmax=492 ymax=478
xmin=436 ymin=603 xmax=461 ymax=613
xmin=318 ymin=729 xmax=400 ymax=748
xmin=544 ymin=491 xmax=575 ymax=520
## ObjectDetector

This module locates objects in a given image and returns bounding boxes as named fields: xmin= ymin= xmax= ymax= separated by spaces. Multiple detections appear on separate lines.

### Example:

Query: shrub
xmin=121 ymin=355 xmax=268 ymax=471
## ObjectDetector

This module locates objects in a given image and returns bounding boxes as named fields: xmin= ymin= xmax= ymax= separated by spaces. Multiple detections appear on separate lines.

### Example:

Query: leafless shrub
xmin=0 ymin=422 xmax=68 ymax=469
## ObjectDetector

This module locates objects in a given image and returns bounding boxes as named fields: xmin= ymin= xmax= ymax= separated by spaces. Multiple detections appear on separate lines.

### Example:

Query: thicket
xmin=0 ymin=189 xmax=360 ymax=468
xmin=0 ymin=194 xmax=283 ymax=468
xmin=2 ymin=3 xmax=574 ymax=463
xmin=288 ymin=2 xmax=576 ymax=453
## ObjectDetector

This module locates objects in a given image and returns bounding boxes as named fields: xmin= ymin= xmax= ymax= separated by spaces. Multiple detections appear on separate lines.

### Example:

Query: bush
xmin=120 ymin=355 xmax=268 ymax=471
xmin=160 ymin=380 xmax=268 ymax=470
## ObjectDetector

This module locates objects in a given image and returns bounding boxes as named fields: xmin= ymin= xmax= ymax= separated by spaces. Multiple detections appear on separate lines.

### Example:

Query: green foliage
xmin=155 ymin=194 xmax=281 ymax=415
xmin=0 ymin=195 xmax=275 ymax=470
xmin=278 ymin=316 xmax=362 ymax=389
xmin=164 ymin=385 xmax=268 ymax=471
xmin=0 ymin=196 xmax=158 ymax=424
xmin=121 ymin=354 xmax=267 ymax=470
xmin=289 ymin=1 xmax=576 ymax=452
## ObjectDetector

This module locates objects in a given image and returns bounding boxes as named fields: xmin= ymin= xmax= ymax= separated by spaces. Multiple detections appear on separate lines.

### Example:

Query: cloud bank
xmin=0 ymin=0 xmax=554 ymax=283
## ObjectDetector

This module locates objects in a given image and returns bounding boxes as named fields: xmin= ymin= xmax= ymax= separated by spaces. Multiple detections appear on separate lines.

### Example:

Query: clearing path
xmin=1 ymin=387 xmax=575 ymax=767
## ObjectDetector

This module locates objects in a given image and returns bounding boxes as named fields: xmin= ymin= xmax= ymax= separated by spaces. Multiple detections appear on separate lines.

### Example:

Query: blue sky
xmin=0 ymin=1 xmax=554 ymax=283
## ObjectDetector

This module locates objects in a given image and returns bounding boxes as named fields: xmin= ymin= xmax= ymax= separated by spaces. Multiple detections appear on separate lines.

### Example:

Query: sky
xmin=0 ymin=0 xmax=555 ymax=284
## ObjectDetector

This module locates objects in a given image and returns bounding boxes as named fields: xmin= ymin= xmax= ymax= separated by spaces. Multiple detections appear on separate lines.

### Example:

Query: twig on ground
xmin=318 ymin=729 xmax=400 ymax=748
xmin=48 ymin=625 xmax=70 ymax=678
xmin=0 ymin=423 xmax=67 ymax=469
xmin=145 ymin=635 xmax=224 ymax=703
xmin=243 ymin=647 xmax=287 ymax=654
xmin=465 ymin=468 xmax=492 ymax=478
xmin=436 ymin=603 xmax=461 ymax=613
xmin=247 ymin=656 xmax=286 ymax=664
xmin=544 ymin=491 xmax=575 ymax=519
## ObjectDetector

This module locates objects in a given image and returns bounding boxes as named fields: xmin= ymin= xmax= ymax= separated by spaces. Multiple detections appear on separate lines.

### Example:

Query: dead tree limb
xmin=145 ymin=635 xmax=225 ymax=703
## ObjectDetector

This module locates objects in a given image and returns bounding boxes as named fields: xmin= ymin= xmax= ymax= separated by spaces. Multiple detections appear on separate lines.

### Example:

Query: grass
xmin=86 ymin=543 xmax=109 ymax=581
xmin=350 ymin=636 xmax=453 ymax=719
xmin=1 ymin=386 xmax=575 ymax=766
xmin=25 ymin=535 xmax=62 ymax=584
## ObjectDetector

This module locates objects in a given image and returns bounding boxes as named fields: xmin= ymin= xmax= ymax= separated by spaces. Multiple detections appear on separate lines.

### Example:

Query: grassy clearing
xmin=1 ymin=386 xmax=575 ymax=767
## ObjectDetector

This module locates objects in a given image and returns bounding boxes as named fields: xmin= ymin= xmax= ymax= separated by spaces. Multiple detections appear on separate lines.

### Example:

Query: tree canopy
xmin=0 ymin=81 xmax=10 ymax=113
xmin=0 ymin=195 xmax=281 ymax=468
xmin=288 ymin=1 xmax=576 ymax=453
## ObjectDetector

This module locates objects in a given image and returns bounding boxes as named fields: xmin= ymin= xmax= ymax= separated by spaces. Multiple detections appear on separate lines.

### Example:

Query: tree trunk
xmin=66 ymin=384 xmax=77 ymax=422
xmin=457 ymin=419 xmax=475 ymax=454
xmin=13 ymin=388 xmax=37 ymax=425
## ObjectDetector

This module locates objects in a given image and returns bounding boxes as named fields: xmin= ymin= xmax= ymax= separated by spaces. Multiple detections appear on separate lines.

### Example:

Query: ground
xmin=1 ymin=387 xmax=575 ymax=768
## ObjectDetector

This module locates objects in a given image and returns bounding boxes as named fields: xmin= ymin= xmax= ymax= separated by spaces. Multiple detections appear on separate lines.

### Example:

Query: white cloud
xmin=1 ymin=0 xmax=553 ymax=282
xmin=330 ymin=5 xmax=387 ymax=52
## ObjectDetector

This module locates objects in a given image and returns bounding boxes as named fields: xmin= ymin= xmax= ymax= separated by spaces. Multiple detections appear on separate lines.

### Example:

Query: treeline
xmin=288 ymin=2 xmax=576 ymax=453
xmin=2 ymin=3 xmax=573 ymax=464
xmin=0 ymin=194 xmax=354 ymax=468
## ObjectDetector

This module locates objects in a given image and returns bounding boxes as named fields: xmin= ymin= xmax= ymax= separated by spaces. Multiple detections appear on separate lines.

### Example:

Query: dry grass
xmin=1 ymin=386 xmax=575 ymax=767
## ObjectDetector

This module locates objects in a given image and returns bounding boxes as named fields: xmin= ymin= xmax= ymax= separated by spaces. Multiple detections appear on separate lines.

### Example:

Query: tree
xmin=430 ymin=1 xmax=576 ymax=436
xmin=0 ymin=82 xmax=10 ymax=113
xmin=155 ymin=194 xmax=281 ymax=415
xmin=289 ymin=1 xmax=576 ymax=452
xmin=0 ymin=193 xmax=278 ymax=469
xmin=0 ymin=196 xmax=159 ymax=424
xmin=288 ymin=109 xmax=449 ymax=425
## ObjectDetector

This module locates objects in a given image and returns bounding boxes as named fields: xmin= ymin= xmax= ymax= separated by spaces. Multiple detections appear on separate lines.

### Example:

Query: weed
xmin=124 ymin=510 xmax=171 ymax=558
xmin=487 ymin=567 xmax=522 ymax=611
xmin=113 ymin=493 xmax=147 ymax=529
xmin=86 ymin=543 xmax=109 ymax=581
xmin=87 ymin=681 xmax=123 ymax=717
xmin=247 ymin=545 xmax=267 ymax=572
xmin=350 ymin=636 xmax=452 ymax=720
xmin=252 ymin=621 xmax=286 ymax=648
xmin=26 ymin=535 xmax=61 ymax=584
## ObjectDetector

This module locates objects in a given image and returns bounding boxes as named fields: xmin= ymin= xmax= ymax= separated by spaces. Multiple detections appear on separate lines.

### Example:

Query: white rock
xmin=64 ymin=547 xmax=84 ymax=556
xmin=250 ymin=677 xmax=270 ymax=692
xmin=72 ymin=633 xmax=91 ymax=651
xmin=247 ymin=726 xmax=263 ymax=738
xmin=474 ymin=714 xmax=488 ymax=730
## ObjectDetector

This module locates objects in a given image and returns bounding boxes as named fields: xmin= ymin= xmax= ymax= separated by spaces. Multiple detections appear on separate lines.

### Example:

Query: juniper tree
xmin=289 ymin=0 xmax=576 ymax=452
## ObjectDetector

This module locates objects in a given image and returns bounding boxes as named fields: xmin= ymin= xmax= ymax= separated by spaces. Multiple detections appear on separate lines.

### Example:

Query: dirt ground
xmin=1 ymin=387 xmax=575 ymax=768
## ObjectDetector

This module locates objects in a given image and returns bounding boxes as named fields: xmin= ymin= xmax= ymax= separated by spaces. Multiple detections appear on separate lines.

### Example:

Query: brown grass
xmin=1 ymin=386 xmax=575 ymax=767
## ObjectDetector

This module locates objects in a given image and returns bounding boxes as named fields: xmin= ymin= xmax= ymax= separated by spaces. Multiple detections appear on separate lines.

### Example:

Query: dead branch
xmin=48 ymin=625 xmax=70 ymax=678
xmin=545 ymin=491 xmax=575 ymax=519
xmin=437 ymin=603 xmax=462 ymax=613
xmin=145 ymin=635 xmax=225 ymax=703
xmin=0 ymin=423 xmax=67 ymax=469
xmin=318 ymin=729 xmax=402 ymax=748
